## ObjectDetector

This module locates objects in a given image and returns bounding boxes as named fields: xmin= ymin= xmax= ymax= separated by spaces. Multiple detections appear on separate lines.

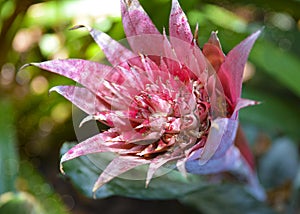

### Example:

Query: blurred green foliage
xmin=0 ymin=100 xmax=68 ymax=213
xmin=0 ymin=0 xmax=300 ymax=213
xmin=0 ymin=100 xmax=18 ymax=194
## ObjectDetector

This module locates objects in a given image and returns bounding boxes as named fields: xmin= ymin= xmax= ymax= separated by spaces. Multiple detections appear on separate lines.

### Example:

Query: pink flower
xmin=24 ymin=0 xmax=264 ymax=199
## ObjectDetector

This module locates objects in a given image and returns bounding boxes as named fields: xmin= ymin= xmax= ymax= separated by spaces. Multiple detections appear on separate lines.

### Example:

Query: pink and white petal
xmin=27 ymin=59 xmax=116 ymax=95
xmin=162 ymin=29 xmax=197 ymax=84
xmin=206 ymin=72 xmax=227 ymax=118
xmin=231 ymin=98 xmax=259 ymax=119
xmin=121 ymin=0 xmax=160 ymax=36
xmin=186 ymin=144 xmax=239 ymax=174
xmin=207 ymin=31 xmax=223 ymax=49
xmin=210 ymin=118 xmax=239 ymax=159
xmin=118 ymin=144 xmax=146 ymax=155
xmin=115 ymin=56 xmax=160 ymax=90
xmin=121 ymin=129 xmax=164 ymax=145
xmin=50 ymin=85 xmax=108 ymax=114
xmin=169 ymin=0 xmax=193 ymax=43
xmin=169 ymin=0 xmax=199 ymax=70
xmin=218 ymin=30 xmax=261 ymax=106
xmin=92 ymin=156 xmax=150 ymax=193
xmin=101 ymin=79 xmax=137 ymax=106
xmin=138 ymin=54 xmax=157 ymax=83
xmin=203 ymin=32 xmax=225 ymax=72
xmin=161 ymin=30 xmax=184 ymax=80
xmin=95 ymin=110 xmax=142 ymax=130
xmin=167 ymin=32 xmax=206 ymax=82
xmin=72 ymin=25 xmax=136 ymax=67
xmin=162 ymin=29 xmax=179 ymax=62
xmin=146 ymin=155 xmax=180 ymax=187
xmin=176 ymin=158 xmax=187 ymax=177
xmin=186 ymin=146 xmax=266 ymax=200
xmin=186 ymin=40 xmax=208 ymax=81
xmin=192 ymin=117 xmax=238 ymax=165
xmin=121 ymin=0 xmax=161 ymax=53
xmin=60 ymin=132 xmax=125 ymax=172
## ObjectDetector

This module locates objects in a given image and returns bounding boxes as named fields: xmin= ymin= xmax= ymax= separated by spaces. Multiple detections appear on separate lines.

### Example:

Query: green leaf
xmin=181 ymin=184 xmax=276 ymax=214
xmin=0 ymin=100 xmax=18 ymax=194
xmin=250 ymin=40 xmax=300 ymax=98
xmin=202 ymin=4 xmax=248 ymax=33
xmin=60 ymin=142 xmax=209 ymax=200
xmin=60 ymin=141 xmax=271 ymax=214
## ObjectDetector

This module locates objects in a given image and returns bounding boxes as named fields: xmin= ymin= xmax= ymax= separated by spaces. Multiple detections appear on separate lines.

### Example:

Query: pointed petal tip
xmin=207 ymin=31 xmax=222 ymax=48
xmin=59 ymin=162 xmax=65 ymax=175
xmin=193 ymin=23 xmax=199 ymax=38
xmin=250 ymin=28 xmax=263 ymax=40
xmin=171 ymin=0 xmax=180 ymax=7
xmin=48 ymin=85 xmax=69 ymax=97
xmin=19 ymin=62 xmax=45 ymax=72
xmin=210 ymin=31 xmax=218 ymax=38
xmin=60 ymin=153 xmax=67 ymax=164
xmin=69 ymin=24 xmax=92 ymax=32
xmin=79 ymin=115 xmax=94 ymax=127
xmin=18 ymin=63 xmax=33 ymax=71
xmin=145 ymin=179 xmax=150 ymax=188
xmin=177 ymin=159 xmax=188 ymax=178
xmin=145 ymin=168 xmax=155 ymax=188
xmin=121 ymin=0 xmax=160 ymax=41
xmin=169 ymin=0 xmax=193 ymax=47
xmin=92 ymin=188 xmax=97 ymax=199
xmin=92 ymin=185 xmax=98 ymax=195
xmin=48 ymin=86 xmax=60 ymax=94
xmin=122 ymin=0 xmax=139 ymax=8
xmin=240 ymin=28 xmax=262 ymax=49
xmin=218 ymin=28 xmax=262 ymax=105
xmin=122 ymin=0 xmax=131 ymax=5
xmin=92 ymin=178 xmax=106 ymax=198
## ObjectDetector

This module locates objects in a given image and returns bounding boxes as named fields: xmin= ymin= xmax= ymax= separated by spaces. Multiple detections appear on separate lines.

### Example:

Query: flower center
xmin=128 ymin=79 xmax=211 ymax=158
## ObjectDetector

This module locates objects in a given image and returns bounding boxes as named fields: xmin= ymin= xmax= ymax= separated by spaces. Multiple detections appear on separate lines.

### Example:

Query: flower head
xmin=24 ymin=0 xmax=263 ymax=198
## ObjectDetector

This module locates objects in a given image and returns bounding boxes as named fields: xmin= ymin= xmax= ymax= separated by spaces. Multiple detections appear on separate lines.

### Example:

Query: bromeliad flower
xmin=23 ymin=0 xmax=264 ymax=199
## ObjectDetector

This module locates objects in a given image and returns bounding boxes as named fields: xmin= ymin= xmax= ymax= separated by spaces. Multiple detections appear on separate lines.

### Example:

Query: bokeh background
xmin=0 ymin=0 xmax=299 ymax=213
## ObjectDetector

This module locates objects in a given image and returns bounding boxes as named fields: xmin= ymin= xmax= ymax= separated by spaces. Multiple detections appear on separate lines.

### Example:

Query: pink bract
xmin=24 ymin=0 xmax=264 ymax=199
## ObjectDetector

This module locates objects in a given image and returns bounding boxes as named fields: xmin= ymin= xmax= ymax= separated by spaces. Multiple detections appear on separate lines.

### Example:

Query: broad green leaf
xmin=0 ymin=100 xmax=18 ymax=194
xmin=60 ymin=142 xmax=208 ymax=200
xmin=61 ymin=141 xmax=269 ymax=213
xmin=181 ymin=184 xmax=276 ymax=214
